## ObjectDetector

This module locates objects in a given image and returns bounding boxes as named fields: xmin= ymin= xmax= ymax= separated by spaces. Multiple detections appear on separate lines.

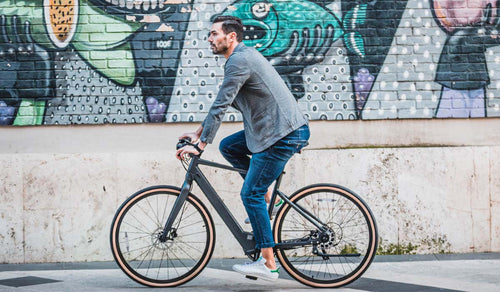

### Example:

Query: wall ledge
xmin=0 ymin=118 xmax=499 ymax=154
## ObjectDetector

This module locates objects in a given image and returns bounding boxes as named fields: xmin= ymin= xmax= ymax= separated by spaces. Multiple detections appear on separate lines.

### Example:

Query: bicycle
xmin=110 ymin=139 xmax=378 ymax=288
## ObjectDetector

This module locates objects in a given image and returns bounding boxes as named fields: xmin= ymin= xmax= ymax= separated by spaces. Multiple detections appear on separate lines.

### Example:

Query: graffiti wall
xmin=1 ymin=0 xmax=499 ymax=126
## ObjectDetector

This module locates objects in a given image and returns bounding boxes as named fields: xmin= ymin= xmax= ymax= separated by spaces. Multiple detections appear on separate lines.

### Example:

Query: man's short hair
xmin=212 ymin=15 xmax=244 ymax=42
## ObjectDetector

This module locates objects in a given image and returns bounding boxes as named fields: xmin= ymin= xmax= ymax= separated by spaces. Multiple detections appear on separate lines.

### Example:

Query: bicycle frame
xmin=160 ymin=155 xmax=330 ymax=258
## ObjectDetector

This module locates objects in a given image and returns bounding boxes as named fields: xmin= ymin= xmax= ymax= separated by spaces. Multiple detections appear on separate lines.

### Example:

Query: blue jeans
xmin=219 ymin=124 xmax=310 ymax=249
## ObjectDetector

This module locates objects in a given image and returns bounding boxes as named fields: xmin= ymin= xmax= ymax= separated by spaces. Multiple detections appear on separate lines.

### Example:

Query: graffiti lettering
xmin=156 ymin=40 xmax=173 ymax=49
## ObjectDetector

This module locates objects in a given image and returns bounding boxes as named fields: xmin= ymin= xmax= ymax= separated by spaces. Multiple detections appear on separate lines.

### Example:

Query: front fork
xmin=159 ymin=175 xmax=193 ymax=242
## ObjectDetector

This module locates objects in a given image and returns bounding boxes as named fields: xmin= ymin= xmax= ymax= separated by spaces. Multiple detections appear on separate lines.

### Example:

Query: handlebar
xmin=176 ymin=138 xmax=193 ymax=150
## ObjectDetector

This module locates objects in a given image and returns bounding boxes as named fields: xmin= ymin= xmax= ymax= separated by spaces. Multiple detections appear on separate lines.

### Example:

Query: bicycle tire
xmin=110 ymin=186 xmax=215 ymax=287
xmin=273 ymin=184 xmax=378 ymax=288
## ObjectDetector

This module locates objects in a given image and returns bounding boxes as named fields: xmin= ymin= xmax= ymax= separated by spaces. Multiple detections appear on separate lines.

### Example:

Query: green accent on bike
xmin=274 ymin=198 xmax=284 ymax=207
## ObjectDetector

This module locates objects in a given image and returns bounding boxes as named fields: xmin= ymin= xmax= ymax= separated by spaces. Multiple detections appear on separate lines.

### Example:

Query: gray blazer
xmin=200 ymin=43 xmax=308 ymax=153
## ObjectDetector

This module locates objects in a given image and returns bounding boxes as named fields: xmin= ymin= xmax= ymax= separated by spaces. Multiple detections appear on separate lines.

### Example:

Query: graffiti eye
xmin=251 ymin=2 xmax=270 ymax=19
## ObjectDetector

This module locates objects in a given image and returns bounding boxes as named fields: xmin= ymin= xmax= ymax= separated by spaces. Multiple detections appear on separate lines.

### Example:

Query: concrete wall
xmin=1 ymin=119 xmax=499 ymax=263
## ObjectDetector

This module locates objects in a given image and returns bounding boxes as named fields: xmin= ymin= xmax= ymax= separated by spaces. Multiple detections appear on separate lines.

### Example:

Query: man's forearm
xmin=196 ymin=125 xmax=207 ymax=150
xmin=195 ymin=125 xmax=203 ymax=137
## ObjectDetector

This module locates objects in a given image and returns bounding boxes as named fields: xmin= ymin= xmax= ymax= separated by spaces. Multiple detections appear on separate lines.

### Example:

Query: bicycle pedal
xmin=245 ymin=275 xmax=258 ymax=280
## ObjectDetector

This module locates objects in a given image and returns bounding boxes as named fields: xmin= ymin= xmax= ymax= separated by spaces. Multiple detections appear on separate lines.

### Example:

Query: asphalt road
xmin=0 ymin=253 xmax=499 ymax=291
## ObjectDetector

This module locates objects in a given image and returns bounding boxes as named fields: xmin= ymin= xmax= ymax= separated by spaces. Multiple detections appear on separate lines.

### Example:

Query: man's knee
xmin=240 ymin=185 xmax=267 ymax=205
xmin=240 ymin=193 xmax=261 ymax=206
xmin=219 ymin=136 xmax=231 ymax=157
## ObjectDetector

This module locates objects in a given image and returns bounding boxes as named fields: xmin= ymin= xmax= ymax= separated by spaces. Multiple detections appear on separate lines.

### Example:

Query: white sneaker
xmin=232 ymin=257 xmax=279 ymax=281
xmin=244 ymin=199 xmax=284 ymax=224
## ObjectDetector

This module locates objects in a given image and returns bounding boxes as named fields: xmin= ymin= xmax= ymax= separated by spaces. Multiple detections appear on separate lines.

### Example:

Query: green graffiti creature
xmin=0 ymin=0 xmax=142 ymax=125
xmin=219 ymin=0 xmax=367 ymax=99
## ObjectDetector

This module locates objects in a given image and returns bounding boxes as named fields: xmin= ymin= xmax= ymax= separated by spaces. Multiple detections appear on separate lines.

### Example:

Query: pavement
xmin=0 ymin=253 xmax=499 ymax=291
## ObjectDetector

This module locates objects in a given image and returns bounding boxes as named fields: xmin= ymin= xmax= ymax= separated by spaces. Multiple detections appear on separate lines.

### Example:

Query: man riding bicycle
xmin=176 ymin=15 xmax=309 ymax=281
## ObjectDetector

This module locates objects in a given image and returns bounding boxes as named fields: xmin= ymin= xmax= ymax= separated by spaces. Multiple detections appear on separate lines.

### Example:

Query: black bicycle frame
xmin=160 ymin=155 xmax=329 ymax=256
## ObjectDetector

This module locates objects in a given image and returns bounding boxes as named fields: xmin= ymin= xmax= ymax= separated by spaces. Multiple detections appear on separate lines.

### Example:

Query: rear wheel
xmin=110 ymin=186 xmax=215 ymax=287
xmin=274 ymin=184 xmax=378 ymax=288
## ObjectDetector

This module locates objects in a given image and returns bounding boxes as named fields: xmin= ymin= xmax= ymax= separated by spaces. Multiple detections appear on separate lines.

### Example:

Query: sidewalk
xmin=0 ymin=253 xmax=499 ymax=291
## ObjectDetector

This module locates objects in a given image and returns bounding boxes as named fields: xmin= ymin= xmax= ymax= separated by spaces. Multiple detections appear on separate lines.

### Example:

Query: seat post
xmin=274 ymin=172 xmax=285 ymax=190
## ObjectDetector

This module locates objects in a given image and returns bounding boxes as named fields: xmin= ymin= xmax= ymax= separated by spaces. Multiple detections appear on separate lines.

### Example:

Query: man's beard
xmin=211 ymin=42 xmax=229 ymax=55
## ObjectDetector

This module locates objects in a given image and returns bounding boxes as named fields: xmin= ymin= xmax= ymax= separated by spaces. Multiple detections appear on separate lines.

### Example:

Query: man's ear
xmin=228 ymin=31 xmax=238 ymax=42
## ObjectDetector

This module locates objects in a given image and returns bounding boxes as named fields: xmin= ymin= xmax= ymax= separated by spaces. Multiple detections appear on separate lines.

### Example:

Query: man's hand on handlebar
xmin=176 ymin=144 xmax=200 ymax=160
xmin=177 ymin=126 xmax=206 ymax=160
xmin=176 ymin=138 xmax=206 ymax=160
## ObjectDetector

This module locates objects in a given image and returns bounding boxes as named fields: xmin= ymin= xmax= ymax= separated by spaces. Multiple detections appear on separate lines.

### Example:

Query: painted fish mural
xmin=219 ymin=0 xmax=368 ymax=99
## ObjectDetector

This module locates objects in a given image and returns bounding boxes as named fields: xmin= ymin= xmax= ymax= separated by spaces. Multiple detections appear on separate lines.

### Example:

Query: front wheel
xmin=274 ymin=184 xmax=378 ymax=288
xmin=110 ymin=186 xmax=215 ymax=287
